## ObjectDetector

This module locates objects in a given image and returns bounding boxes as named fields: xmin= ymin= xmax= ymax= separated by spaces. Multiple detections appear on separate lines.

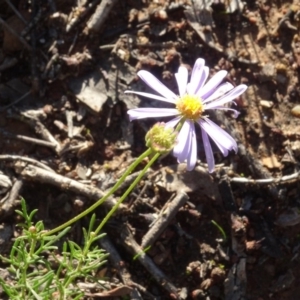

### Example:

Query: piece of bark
xmin=231 ymin=213 xmax=247 ymax=257
xmin=184 ymin=5 xmax=223 ymax=53
xmin=244 ymin=211 xmax=282 ymax=258
xmin=218 ymin=173 xmax=237 ymax=212
xmin=71 ymin=85 xmax=108 ymax=113
xmin=224 ymin=258 xmax=247 ymax=300
xmin=0 ymin=223 xmax=13 ymax=254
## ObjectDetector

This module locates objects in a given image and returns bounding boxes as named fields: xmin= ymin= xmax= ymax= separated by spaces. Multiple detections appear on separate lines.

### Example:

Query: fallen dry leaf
xmin=154 ymin=163 xmax=221 ymax=201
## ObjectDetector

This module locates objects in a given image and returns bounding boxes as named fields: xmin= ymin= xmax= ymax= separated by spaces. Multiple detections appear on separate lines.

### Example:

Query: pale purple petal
xmin=173 ymin=121 xmax=192 ymax=161
xmin=206 ymin=106 xmax=240 ymax=118
xmin=198 ymin=118 xmax=237 ymax=156
xmin=173 ymin=121 xmax=197 ymax=170
xmin=187 ymin=126 xmax=197 ymax=171
xmin=128 ymin=108 xmax=179 ymax=121
xmin=125 ymin=90 xmax=175 ymax=104
xmin=138 ymin=70 xmax=177 ymax=100
xmin=202 ymin=82 xmax=234 ymax=103
xmin=205 ymin=84 xmax=247 ymax=109
xmin=198 ymin=70 xmax=228 ymax=99
xmin=204 ymin=118 xmax=237 ymax=152
xmin=201 ymin=128 xmax=215 ymax=173
xmin=175 ymin=66 xmax=188 ymax=97
xmin=165 ymin=115 xmax=182 ymax=128
xmin=189 ymin=66 xmax=209 ymax=95
xmin=199 ymin=121 xmax=229 ymax=156
xmin=195 ymin=66 xmax=209 ymax=94
xmin=187 ymin=58 xmax=204 ymax=94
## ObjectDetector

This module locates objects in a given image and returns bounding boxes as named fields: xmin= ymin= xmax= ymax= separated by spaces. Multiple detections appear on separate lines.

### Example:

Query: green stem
xmin=85 ymin=152 xmax=161 ymax=253
xmin=175 ymin=118 xmax=185 ymax=132
xmin=29 ymin=236 xmax=37 ymax=257
xmin=43 ymin=148 xmax=153 ymax=237
xmin=65 ymin=151 xmax=160 ymax=287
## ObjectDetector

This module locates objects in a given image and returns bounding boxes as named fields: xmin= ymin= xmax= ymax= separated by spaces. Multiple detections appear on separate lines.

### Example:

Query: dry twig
xmin=86 ymin=0 xmax=118 ymax=33
xmin=66 ymin=0 xmax=99 ymax=32
xmin=0 ymin=91 xmax=31 ymax=111
xmin=32 ymin=120 xmax=61 ymax=153
xmin=0 ymin=129 xmax=57 ymax=150
xmin=118 ymin=225 xmax=179 ymax=299
xmin=10 ymin=112 xmax=62 ymax=154
xmin=231 ymin=171 xmax=300 ymax=184
xmin=4 ymin=0 xmax=27 ymax=24
xmin=0 ymin=17 xmax=31 ymax=50
xmin=0 ymin=178 xmax=23 ymax=217
xmin=14 ymin=164 xmax=124 ymax=211
xmin=0 ymin=155 xmax=54 ymax=172
xmin=65 ymin=110 xmax=74 ymax=138
xmin=141 ymin=191 xmax=189 ymax=249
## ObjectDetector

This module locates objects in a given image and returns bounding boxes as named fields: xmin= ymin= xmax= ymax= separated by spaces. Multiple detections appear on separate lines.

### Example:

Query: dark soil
xmin=1 ymin=0 xmax=300 ymax=299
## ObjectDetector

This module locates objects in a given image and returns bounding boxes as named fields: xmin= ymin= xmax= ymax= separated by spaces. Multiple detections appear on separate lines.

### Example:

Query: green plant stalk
xmin=21 ymin=247 xmax=30 ymax=298
xmin=90 ymin=152 xmax=160 ymax=248
xmin=176 ymin=118 xmax=185 ymax=132
xmin=29 ymin=234 xmax=37 ymax=258
xmin=211 ymin=220 xmax=227 ymax=241
xmin=43 ymin=148 xmax=153 ymax=237
xmin=1 ymin=199 xmax=96 ymax=299
xmin=63 ymin=152 xmax=160 ymax=288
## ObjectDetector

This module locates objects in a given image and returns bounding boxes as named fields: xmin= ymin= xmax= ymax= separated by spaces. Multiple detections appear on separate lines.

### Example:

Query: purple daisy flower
xmin=125 ymin=58 xmax=247 ymax=172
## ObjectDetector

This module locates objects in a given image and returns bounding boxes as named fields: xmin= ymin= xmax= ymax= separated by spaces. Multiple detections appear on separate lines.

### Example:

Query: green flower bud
xmin=145 ymin=123 xmax=177 ymax=154
xmin=28 ymin=226 xmax=37 ymax=234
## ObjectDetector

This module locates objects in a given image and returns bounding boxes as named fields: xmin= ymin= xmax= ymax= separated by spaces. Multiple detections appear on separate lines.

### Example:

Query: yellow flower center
xmin=176 ymin=94 xmax=204 ymax=120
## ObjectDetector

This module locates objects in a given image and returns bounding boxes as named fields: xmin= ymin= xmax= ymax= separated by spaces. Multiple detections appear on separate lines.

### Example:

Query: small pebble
xmin=248 ymin=16 xmax=257 ymax=24
xmin=261 ymin=63 xmax=276 ymax=78
xmin=154 ymin=9 xmax=168 ymax=20
xmin=240 ymin=76 xmax=249 ymax=84
xmin=291 ymin=105 xmax=300 ymax=117
xmin=276 ymin=74 xmax=287 ymax=84
xmin=74 ymin=199 xmax=84 ymax=208
xmin=260 ymin=100 xmax=273 ymax=108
